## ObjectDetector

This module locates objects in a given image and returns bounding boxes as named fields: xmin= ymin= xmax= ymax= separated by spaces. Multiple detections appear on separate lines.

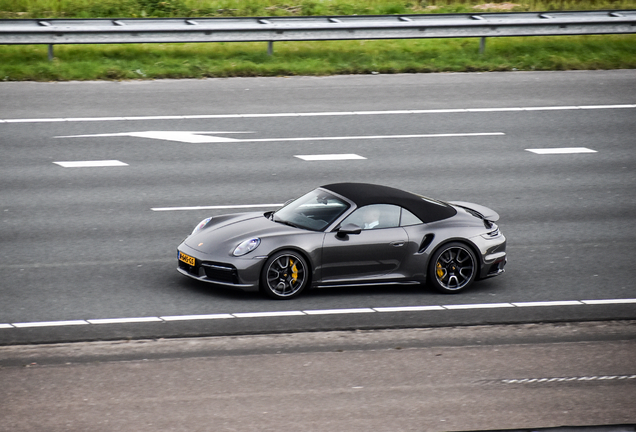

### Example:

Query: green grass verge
xmin=2 ymin=0 xmax=635 ymax=81
xmin=1 ymin=35 xmax=635 ymax=81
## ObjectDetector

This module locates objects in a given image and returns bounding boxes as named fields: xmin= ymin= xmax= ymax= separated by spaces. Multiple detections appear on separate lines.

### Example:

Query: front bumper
xmin=177 ymin=243 xmax=265 ymax=292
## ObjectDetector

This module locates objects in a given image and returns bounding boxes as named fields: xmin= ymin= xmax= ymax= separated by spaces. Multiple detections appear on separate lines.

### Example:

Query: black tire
xmin=260 ymin=250 xmax=309 ymax=299
xmin=427 ymin=242 xmax=477 ymax=294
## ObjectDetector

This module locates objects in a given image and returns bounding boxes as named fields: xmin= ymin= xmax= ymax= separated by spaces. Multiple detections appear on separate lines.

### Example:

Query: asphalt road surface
xmin=1 ymin=70 xmax=635 ymax=344
xmin=1 ymin=321 xmax=635 ymax=432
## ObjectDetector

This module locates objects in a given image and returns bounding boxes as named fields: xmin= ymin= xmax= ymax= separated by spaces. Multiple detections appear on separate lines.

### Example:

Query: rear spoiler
xmin=448 ymin=201 xmax=500 ymax=222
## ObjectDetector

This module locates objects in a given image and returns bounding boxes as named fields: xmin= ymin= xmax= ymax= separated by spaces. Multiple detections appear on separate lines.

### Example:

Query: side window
xmin=400 ymin=208 xmax=423 ymax=226
xmin=340 ymin=204 xmax=401 ymax=230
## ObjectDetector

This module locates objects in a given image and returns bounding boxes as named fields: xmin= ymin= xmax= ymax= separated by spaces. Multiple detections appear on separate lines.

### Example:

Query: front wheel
xmin=427 ymin=242 xmax=477 ymax=294
xmin=260 ymin=251 xmax=309 ymax=299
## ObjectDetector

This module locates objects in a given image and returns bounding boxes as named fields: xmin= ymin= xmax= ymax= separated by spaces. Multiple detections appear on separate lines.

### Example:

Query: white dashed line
xmin=2 ymin=298 xmax=634 ymax=329
xmin=2 ymin=104 xmax=634 ymax=124
xmin=526 ymin=147 xmax=597 ymax=154
xmin=295 ymin=154 xmax=366 ymax=161
xmin=53 ymin=160 xmax=129 ymax=168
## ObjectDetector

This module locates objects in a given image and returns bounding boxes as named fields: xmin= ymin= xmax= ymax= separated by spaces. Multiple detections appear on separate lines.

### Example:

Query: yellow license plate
xmin=179 ymin=251 xmax=196 ymax=266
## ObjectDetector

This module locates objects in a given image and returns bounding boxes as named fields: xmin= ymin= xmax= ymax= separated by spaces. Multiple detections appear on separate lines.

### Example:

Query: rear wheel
xmin=428 ymin=242 xmax=477 ymax=294
xmin=260 ymin=251 xmax=309 ymax=299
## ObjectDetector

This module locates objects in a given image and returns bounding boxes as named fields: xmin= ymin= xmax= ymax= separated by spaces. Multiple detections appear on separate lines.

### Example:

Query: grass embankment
xmin=1 ymin=0 xmax=635 ymax=81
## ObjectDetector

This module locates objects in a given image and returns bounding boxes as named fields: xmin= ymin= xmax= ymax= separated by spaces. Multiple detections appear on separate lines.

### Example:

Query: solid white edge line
xmin=87 ymin=317 xmax=163 ymax=324
xmin=4 ymin=299 xmax=635 ymax=329
xmin=152 ymin=204 xmax=283 ymax=212
xmin=374 ymin=306 xmax=445 ymax=312
xmin=160 ymin=314 xmax=234 ymax=321
xmin=2 ymin=105 xmax=634 ymax=123
xmin=303 ymin=308 xmax=376 ymax=315
xmin=12 ymin=320 xmax=89 ymax=328
xmin=512 ymin=301 xmax=583 ymax=307
xmin=443 ymin=303 xmax=515 ymax=310
xmin=232 ymin=311 xmax=306 ymax=318
xmin=582 ymin=298 xmax=636 ymax=305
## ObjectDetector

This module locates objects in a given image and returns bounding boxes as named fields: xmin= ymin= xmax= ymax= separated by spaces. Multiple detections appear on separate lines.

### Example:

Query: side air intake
xmin=418 ymin=234 xmax=434 ymax=253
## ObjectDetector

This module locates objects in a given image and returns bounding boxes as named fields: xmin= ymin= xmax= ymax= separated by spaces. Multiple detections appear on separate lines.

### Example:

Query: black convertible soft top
xmin=322 ymin=183 xmax=456 ymax=223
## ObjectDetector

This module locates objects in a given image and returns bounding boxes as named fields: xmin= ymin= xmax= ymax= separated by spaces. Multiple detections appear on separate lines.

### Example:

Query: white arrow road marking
xmin=55 ymin=131 xmax=505 ymax=144
xmin=55 ymin=131 xmax=249 ymax=143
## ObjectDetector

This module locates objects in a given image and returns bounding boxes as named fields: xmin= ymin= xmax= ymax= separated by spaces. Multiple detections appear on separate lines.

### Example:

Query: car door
xmin=319 ymin=204 xmax=410 ymax=283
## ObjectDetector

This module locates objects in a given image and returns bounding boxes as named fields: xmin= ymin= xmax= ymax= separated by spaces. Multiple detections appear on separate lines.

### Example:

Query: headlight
xmin=233 ymin=238 xmax=261 ymax=256
xmin=191 ymin=217 xmax=213 ymax=235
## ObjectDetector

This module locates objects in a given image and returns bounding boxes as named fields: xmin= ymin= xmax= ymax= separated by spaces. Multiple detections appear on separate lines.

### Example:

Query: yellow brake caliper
xmin=436 ymin=262 xmax=444 ymax=278
xmin=290 ymin=259 xmax=299 ymax=283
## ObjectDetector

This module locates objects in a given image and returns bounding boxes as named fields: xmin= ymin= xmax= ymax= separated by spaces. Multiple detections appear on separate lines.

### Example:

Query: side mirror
xmin=336 ymin=223 xmax=362 ymax=238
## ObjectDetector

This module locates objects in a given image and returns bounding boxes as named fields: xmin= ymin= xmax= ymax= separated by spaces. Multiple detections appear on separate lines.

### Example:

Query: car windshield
xmin=273 ymin=189 xmax=350 ymax=231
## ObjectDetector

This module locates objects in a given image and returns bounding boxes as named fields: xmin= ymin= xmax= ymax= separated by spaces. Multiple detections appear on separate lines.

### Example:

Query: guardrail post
xmin=268 ymin=41 xmax=274 ymax=56
xmin=48 ymin=44 xmax=54 ymax=61
xmin=479 ymin=37 xmax=486 ymax=54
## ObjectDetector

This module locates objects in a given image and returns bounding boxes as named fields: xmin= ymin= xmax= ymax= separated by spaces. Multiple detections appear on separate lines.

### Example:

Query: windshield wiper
xmin=274 ymin=217 xmax=300 ymax=229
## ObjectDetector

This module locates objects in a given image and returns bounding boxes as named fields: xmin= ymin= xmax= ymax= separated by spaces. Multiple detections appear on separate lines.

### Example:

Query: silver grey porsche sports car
xmin=177 ymin=183 xmax=506 ymax=299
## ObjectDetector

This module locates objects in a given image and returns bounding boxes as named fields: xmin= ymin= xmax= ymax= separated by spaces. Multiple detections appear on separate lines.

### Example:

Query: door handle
xmin=390 ymin=241 xmax=405 ymax=247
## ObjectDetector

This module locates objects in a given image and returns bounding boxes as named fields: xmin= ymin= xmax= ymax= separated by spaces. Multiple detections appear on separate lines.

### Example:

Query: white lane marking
xmin=443 ymin=303 xmax=515 ymax=310
xmin=2 ymin=298 xmax=634 ymax=329
xmin=53 ymin=160 xmax=129 ymax=168
xmin=512 ymin=300 xmax=582 ymax=307
xmin=11 ymin=320 xmax=89 ymax=328
xmin=582 ymin=298 xmax=636 ymax=305
xmin=3 ymin=104 xmax=635 ymax=124
xmin=501 ymin=375 xmax=636 ymax=384
xmin=160 ymin=314 xmax=234 ymax=321
xmin=374 ymin=306 xmax=445 ymax=312
xmin=526 ymin=147 xmax=597 ymax=154
xmin=152 ymin=204 xmax=283 ymax=212
xmin=295 ymin=154 xmax=366 ymax=161
xmin=304 ymin=308 xmax=376 ymax=315
xmin=86 ymin=317 xmax=163 ymax=324
xmin=232 ymin=311 xmax=305 ymax=318
xmin=55 ymin=131 xmax=505 ymax=144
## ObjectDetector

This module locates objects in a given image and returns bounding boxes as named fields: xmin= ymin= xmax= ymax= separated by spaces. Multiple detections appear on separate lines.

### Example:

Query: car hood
xmin=184 ymin=212 xmax=302 ymax=255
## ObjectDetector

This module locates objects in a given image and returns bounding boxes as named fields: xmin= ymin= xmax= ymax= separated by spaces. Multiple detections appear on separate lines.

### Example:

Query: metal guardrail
xmin=1 ymin=10 xmax=635 ymax=59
